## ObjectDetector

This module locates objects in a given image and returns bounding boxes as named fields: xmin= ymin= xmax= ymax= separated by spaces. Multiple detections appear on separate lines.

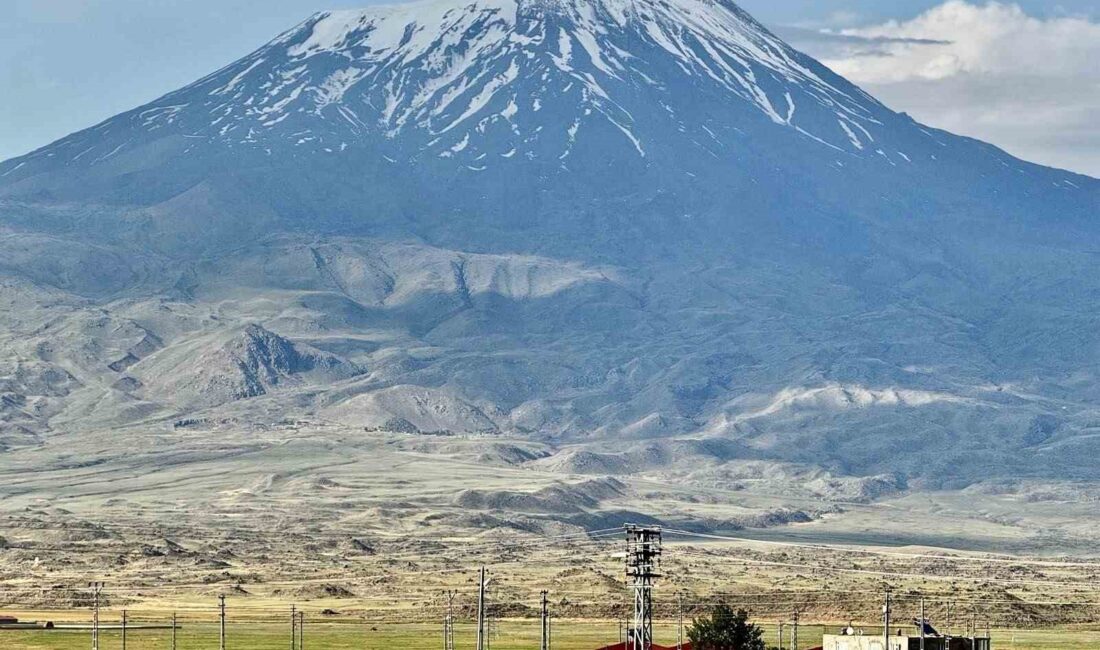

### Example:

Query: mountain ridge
xmin=2 ymin=0 xmax=1090 ymax=236
xmin=0 ymin=0 xmax=1099 ymax=537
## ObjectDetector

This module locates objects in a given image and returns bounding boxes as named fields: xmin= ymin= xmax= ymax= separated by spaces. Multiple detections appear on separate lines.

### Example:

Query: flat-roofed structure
xmin=822 ymin=631 xmax=990 ymax=650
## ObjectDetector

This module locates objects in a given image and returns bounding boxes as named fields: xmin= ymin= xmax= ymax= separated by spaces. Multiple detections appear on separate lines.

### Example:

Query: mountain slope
xmin=1 ymin=0 xmax=1091 ymax=260
xmin=0 ymin=0 xmax=1099 ymax=513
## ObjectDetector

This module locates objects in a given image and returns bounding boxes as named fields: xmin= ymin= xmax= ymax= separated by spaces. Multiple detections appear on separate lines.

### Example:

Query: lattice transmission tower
xmin=625 ymin=524 xmax=662 ymax=650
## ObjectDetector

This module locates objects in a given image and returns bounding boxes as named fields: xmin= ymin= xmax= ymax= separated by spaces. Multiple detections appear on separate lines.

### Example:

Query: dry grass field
xmin=3 ymin=619 xmax=1100 ymax=650
xmin=4 ymin=428 xmax=1100 ymax=648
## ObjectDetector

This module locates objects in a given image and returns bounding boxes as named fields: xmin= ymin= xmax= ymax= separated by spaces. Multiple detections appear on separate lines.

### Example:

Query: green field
xmin=3 ymin=620 xmax=1100 ymax=650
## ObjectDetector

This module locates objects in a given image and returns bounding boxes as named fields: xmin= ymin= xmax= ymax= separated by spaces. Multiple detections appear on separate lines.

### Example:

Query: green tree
xmin=686 ymin=604 xmax=766 ymax=650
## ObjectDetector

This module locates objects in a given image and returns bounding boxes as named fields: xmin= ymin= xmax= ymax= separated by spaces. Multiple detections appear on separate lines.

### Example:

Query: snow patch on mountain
xmin=719 ymin=384 xmax=970 ymax=428
xmin=2 ymin=0 xmax=922 ymax=181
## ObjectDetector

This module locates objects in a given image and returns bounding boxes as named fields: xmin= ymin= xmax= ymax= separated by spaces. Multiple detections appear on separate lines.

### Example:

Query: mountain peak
xmin=0 ymin=0 xmax=1090 ymax=260
xmin=0 ymin=0 xmax=896 ymax=188
xmin=272 ymin=0 xmax=859 ymax=134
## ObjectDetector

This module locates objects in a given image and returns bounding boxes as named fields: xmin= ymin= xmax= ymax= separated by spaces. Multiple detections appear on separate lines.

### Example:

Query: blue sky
xmin=2 ymin=0 xmax=1099 ymax=175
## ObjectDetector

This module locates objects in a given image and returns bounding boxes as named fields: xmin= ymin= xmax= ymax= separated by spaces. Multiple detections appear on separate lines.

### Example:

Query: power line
xmin=661 ymin=529 xmax=1100 ymax=569
xmin=0 ymin=518 xmax=625 ymax=548
xmin=669 ymin=547 xmax=1100 ymax=589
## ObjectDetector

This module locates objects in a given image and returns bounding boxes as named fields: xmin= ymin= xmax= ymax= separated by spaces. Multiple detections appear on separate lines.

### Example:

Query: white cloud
xmin=802 ymin=1 xmax=1100 ymax=177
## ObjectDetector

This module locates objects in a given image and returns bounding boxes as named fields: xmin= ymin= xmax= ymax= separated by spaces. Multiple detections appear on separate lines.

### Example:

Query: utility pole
xmin=121 ymin=609 xmax=128 ymax=650
xmin=444 ymin=591 xmax=457 ymax=650
xmin=219 ymin=594 xmax=226 ymax=650
xmin=291 ymin=605 xmax=298 ymax=650
xmin=945 ymin=600 xmax=953 ymax=646
xmin=919 ymin=598 xmax=925 ymax=650
xmin=172 ymin=612 xmax=178 ymax=650
xmin=486 ymin=594 xmax=494 ymax=650
xmin=298 ymin=611 xmax=304 ymax=650
xmin=882 ymin=592 xmax=891 ymax=650
xmin=625 ymin=525 xmax=662 ymax=650
xmin=476 ymin=566 xmax=488 ymax=650
xmin=677 ymin=593 xmax=684 ymax=650
xmin=778 ymin=622 xmax=784 ymax=650
xmin=541 ymin=590 xmax=550 ymax=650
xmin=792 ymin=611 xmax=799 ymax=650
xmin=89 ymin=581 xmax=103 ymax=650
xmin=449 ymin=592 xmax=456 ymax=650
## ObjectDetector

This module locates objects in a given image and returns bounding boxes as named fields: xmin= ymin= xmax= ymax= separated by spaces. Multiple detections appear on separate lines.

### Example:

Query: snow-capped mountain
xmin=8 ymin=0 xmax=897 ymax=165
xmin=1 ymin=0 xmax=1099 ymax=501
xmin=3 ymin=0 xmax=1090 ymax=259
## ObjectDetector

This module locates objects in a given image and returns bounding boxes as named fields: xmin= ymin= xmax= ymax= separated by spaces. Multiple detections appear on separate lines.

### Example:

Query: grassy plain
xmin=4 ymin=428 xmax=1100 ymax=648
xmin=4 ymin=619 xmax=1100 ymax=650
